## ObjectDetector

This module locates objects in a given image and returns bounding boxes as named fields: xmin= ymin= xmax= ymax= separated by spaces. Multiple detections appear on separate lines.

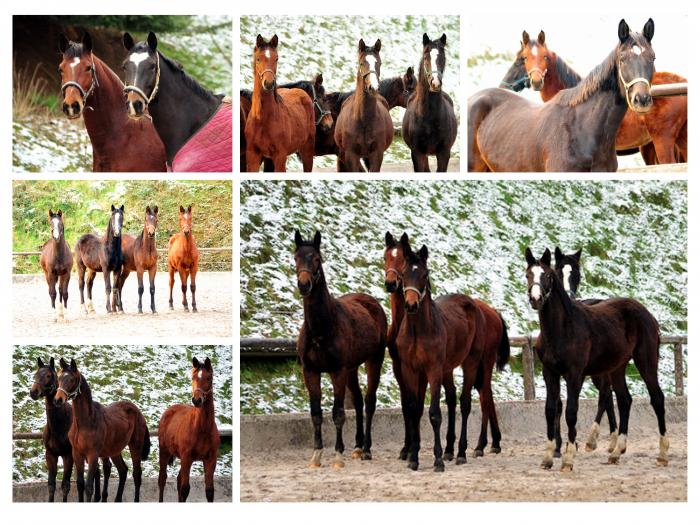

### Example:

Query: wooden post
xmin=674 ymin=342 xmax=684 ymax=396
xmin=521 ymin=339 xmax=536 ymax=401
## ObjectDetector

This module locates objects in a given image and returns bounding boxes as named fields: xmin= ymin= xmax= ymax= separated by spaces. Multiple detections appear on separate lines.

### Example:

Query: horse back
xmin=121 ymin=234 xmax=137 ymax=271
xmin=436 ymin=294 xmax=486 ymax=368
xmin=74 ymin=233 xmax=104 ymax=271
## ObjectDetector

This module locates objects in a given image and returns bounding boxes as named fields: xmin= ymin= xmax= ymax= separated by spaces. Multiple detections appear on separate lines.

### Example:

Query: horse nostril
xmin=62 ymin=103 xmax=69 ymax=114
xmin=71 ymin=102 xmax=81 ymax=113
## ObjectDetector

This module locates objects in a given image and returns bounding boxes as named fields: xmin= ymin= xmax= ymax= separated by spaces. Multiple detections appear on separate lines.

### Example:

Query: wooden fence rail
xmin=650 ymin=82 xmax=687 ymax=97
xmin=241 ymin=335 xmax=687 ymax=400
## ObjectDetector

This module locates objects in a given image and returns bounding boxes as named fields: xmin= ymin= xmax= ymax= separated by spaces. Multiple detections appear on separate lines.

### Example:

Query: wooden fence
xmin=650 ymin=82 xmax=687 ymax=97
xmin=241 ymin=335 xmax=687 ymax=400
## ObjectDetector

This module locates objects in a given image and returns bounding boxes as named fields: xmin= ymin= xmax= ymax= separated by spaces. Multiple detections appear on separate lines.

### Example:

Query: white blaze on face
xmin=530 ymin=266 xmax=544 ymax=300
xmin=113 ymin=213 xmax=121 ymax=234
xmin=531 ymin=45 xmax=538 ymax=57
xmin=412 ymin=265 xmax=418 ymax=271
xmin=365 ymin=55 xmax=379 ymax=89
xmin=391 ymin=248 xmax=398 ymax=257
xmin=129 ymin=51 xmax=150 ymax=86
xmin=632 ymin=45 xmax=643 ymax=55
xmin=198 ymin=370 xmax=203 ymax=379
xmin=264 ymin=49 xmax=271 ymax=59
xmin=429 ymin=48 xmax=441 ymax=89
xmin=70 ymin=57 xmax=80 ymax=69
xmin=562 ymin=264 xmax=573 ymax=292
xmin=52 ymin=217 xmax=60 ymax=239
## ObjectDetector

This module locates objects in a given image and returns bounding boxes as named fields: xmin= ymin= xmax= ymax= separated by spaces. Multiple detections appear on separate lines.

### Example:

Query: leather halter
xmin=385 ymin=267 xmax=402 ymax=282
xmin=297 ymin=267 xmax=321 ymax=294
xmin=527 ymin=66 xmax=548 ymax=84
xmin=193 ymin=386 xmax=212 ymax=401
xmin=123 ymin=51 xmax=161 ymax=105
xmin=60 ymin=57 xmax=99 ymax=107
xmin=403 ymin=284 xmax=428 ymax=304
xmin=31 ymin=380 xmax=57 ymax=397
xmin=57 ymin=376 xmax=81 ymax=401
xmin=310 ymin=83 xmax=331 ymax=125
xmin=258 ymin=68 xmax=277 ymax=91
xmin=617 ymin=61 xmax=651 ymax=111
xmin=423 ymin=56 xmax=442 ymax=92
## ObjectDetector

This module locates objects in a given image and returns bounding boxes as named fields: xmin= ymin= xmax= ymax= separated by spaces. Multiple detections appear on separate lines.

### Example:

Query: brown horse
xmin=118 ymin=206 xmax=159 ymax=314
xmin=168 ymin=205 xmax=199 ymax=312
xmin=294 ymin=230 xmax=387 ymax=468
xmin=55 ymin=358 xmax=151 ymax=502
xmin=40 ymin=209 xmax=73 ymax=322
xmin=58 ymin=32 xmax=166 ymax=172
xmin=507 ymin=30 xmax=687 ymax=164
xmin=395 ymin=235 xmax=486 ymax=471
xmin=245 ymin=34 xmax=315 ymax=172
xmin=334 ymin=39 xmax=394 ymax=172
xmin=158 ymin=357 xmax=220 ymax=502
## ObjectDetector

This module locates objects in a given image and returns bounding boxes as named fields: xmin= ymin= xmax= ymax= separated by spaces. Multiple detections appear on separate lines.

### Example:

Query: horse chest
xmin=301 ymin=337 xmax=341 ymax=372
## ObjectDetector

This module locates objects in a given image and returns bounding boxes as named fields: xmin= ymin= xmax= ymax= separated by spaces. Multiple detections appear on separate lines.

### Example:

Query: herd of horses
xmin=40 ymin=204 xmax=200 ymax=320
xmin=57 ymin=31 xmax=232 ymax=172
xmin=293 ymin=230 xmax=669 ymax=472
xmin=469 ymin=18 xmax=687 ymax=171
xmin=30 ymin=356 xmax=220 ymax=502
xmin=241 ymin=33 xmax=457 ymax=172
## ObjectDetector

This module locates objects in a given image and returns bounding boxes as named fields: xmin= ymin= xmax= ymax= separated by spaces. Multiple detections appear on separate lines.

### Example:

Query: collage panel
xmin=12 ymin=345 xmax=232 ymax=502
xmin=239 ymin=179 xmax=687 ymax=502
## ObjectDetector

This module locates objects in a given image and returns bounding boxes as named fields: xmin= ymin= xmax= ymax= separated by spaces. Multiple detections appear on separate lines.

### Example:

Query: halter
xmin=123 ymin=51 xmax=161 ymax=105
xmin=500 ymin=75 xmax=530 ymax=90
xmin=617 ymin=60 xmax=651 ymax=110
xmin=423 ymin=56 xmax=442 ymax=92
xmin=403 ymin=284 xmax=428 ymax=304
xmin=60 ymin=57 xmax=99 ymax=108
xmin=310 ymin=83 xmax=331 ymax=126
xmin=193 ymin=386 xmax=212 ymax=401
xmin=527 ymin=66 xmax=548 ymax=84
xmin=528 ymin=282 xmax=552 ymax=307
xmin=297 ymin=267 xmax=321 ymax=293
xmin=57 ymin=377 xmax=81 ymax=401
xmin=31 ymin=380 xmax=57 ymax=397
xmin=401 ymin=75 xmax=411 ymax=96
xmin=385 ymin=267 xmax=402 ymax=282
xmin=258 ymin=68 xmax=277 ymax=91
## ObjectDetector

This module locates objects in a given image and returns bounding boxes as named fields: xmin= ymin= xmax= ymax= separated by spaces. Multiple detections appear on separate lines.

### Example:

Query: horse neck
xmin=104 ymin=221 xmax=121 ymax=254
xmin=302 ymin=269 xmax=336 ymax=336
xmin=538 ymin=278 xmax=575 ymax=346
xmin=352 ymin=75 xmax=375 ymax=121
xmin=139 ymin=227 xmax=157 ymax=255
xmin=194 ymin=395 xmax=216 ymax=431
xmin=44 ymin=391 xmax=69 ymax=431
xmin=70 ymin=376 xmax=96 ymax=427
xmin=51 ymin=236 xmax=68 ymax=256
xmin=403 ymin=288 xmax=438 ymax=336
xmin=82 ymin=58 xmax=127 ymax=145
xmin=540 ymin=53 xmax=578 ymax=102
xmin=250 ymin=73 xmax=281 ymax=120
xmin=379 ymin=78 xmax=399 ymax=108
xmin=414 ymin=60 xmax=437 ymax=115
xmin=390 ymin=287 xmax=405 ymax=329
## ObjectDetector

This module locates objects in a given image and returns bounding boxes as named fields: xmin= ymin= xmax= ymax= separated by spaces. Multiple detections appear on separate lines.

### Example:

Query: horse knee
xmin=181 ymin=284 xmax=187 ymax=294
xmin=150 ymin=285 xmax=156 ymax=295
xmin=333 ymin=407 xmax=346 ymax=427
xmin=138 ymin=285 xmax=144 ymax=295
xmin=429 ymin=405 xmax=442 ymax=426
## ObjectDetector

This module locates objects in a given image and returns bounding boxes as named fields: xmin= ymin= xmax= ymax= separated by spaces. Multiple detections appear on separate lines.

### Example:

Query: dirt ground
xmin=12 ymin=272 xmax=232 ymax=338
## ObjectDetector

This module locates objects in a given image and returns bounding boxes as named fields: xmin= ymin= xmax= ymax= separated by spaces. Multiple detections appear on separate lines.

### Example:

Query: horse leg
xmin=553 ymin=397 xmax=563 ymax=458
xmin=61 ymin=454 xmax=73 ymax=502
xmin=367 ymin=151 xmax=384 ymax=172
xmin=148 ymin=266 xmax=157 ymax=314
xmin=640 ymin=142 xmax=658 ymax=165
xmin=483 ymin=367 xmax=503 ymax=454
xmin=46 ymin=450 xmax=58 ymax=502
xmin=329 ymin=369 xmax=348 ymax=469
xmin=112 ymin=270 xmax=122 ymax=313
xmin=426 ymin=370 xmax=444 ymax=472
xmin=74 ymin=456 xmax=85 ymax=502
xmin=271 ymin=154 xmax=288 ymax=173
xmin=346 ymin=369 xmax=364 ymax=459
xmin=541 ymin=365 xmax=561 ymax=469
xmin=608 ymin=366 xmax=632 ymax=464
xmin=158 ymin=448 xmax=171 ymax=502
xmin=363 ymin=353 xmax=383 ymax=460
xmin=246 ymin=149 xmax=263 ymax=173
xmin=77 ymin=264 xmax=86 ymax=314
xmin=168 ymin=266 xmax=175 ymax=310
xmin=302 ymin=367 xmax=324 ymax=467
xmin=179 ymin=268 xmax=190 ymax=312
xmin=586 ymin=375 xmax=616 ymax=452
xmin=390 ymin=349 xmax=410 ymax=460
xmin=442 ymin=372 xmax=457 ymax=461
xmin=436 ymin=148 xmax=451 ymax=173
xmin=111 ymin=454 xmax=128 ymax=502
xmin=47 ymin=272 xmax=58 ymax=322
xmin=204 ymin=455 xmax=217 ymax=502
xmin=457 ymin=365 xmax=477 ymax=464
xmin=103 ymin=270 xmax=112 ymax=313
xmin=59 ymin=272 xmax=70 ymax=319
xmin=634 ymin=343 xmax=669 ymax=466
xmin=406 ymin=372 xmax=427 ymax=471
xmin=300 ymin=140 xmax=315 ymax=173
xmin=85 ymin=456 xmax=98 ymax=502
xmin=410 ymin=150 xmax=430 ymax=172
xmin=177 ymin=457 xmax=193 ymax=502
xmin=100 ymin=457 xmax=111 ymax=502
xmin=136 ymin=269 xmax=145 ymax=314
xmin=561 ymin=375 xmax=584 ymax=471
xmin=651 ymin=136 xmax=678 ymax=165
xmin=190 ymin=265 xmax=198 ymax=312
xmin=86 ymin=270 xmax=96 ymax=313
xmin=130 ymin=445 xmax=143 ymax=502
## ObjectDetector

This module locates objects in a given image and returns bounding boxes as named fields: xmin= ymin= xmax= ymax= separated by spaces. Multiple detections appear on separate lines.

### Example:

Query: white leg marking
xmin=657 ymin=433 xmax=670 ymax=466
xmin=585 ymin=421 xmax=600 ymax=451
xmin=309 ymin=449 xmax=323 ymax=468
xmin=332 ymin=451 xmax=345 ymax=469
xmin=541 ymin=438 xmax=556 ymax=468
xmin=608 ymin=433 xmax=627 ymax=464
xmin=561 ymin=441 xmax=576 ymax=470
xmin=608 ymin=430 xmax=619 ymax=453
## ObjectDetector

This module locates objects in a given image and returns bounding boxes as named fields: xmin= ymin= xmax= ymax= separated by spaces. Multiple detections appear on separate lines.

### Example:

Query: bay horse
xmin=294 ymin=230 xmax=387 ymax=468
xmin=469 ymin=19 xmax=656 ymax=172
xmin=334 ymin=39 xmax=393 ymax=172
xmin=395 ymin=235 xmax=487 ymax=471
xmin=384 ymin=233 xmax=509 ymax=461
xmin=75 ymin=204 xmax=125 ymax=314
xmin=118 ymin=206 xmax=159 ymax=314
xmin=58 ymin=32 xmax=166 ymax=172
xmin=502 ymin=29 xmax=687 ymax=164
xmin=40 ymin=209 xmax=73 ymax=322
xmin=244 ymin=34 xmax=316 ymax=172
xmin=402 ymin=34 xmax=457 ymax=172
xmin=158 ymin=357 xmax=220 ymax=502
xmin=122 ymin=32 xmax=231 ymax=172
xmin=55 ymin=358 xmax=151 ymax=502
xmin=525 ymin=247 xmax=668 ymax=471
xmin=30 ymin=357 xmax=108 ymax=502
xmin=168 ymin=205 xmax=199 ymax=312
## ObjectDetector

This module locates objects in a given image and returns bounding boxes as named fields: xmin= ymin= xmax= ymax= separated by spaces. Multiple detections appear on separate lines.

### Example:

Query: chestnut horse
xmin=30 ymin=357 xmax=108 ymax=502
xmin=334 ymin=39 xmax=394 ymax=172
xmin=294 ymin=230 xmax=387 ymax=468
xmin=245 ymin=34 xmax=315 ymax=172
xmin=118 ymin=206 xmax=159 ymax=314
xmin=384 ymin=233 xmax=509 ymax=461
xmin=40 ymin=209 xmax=73 ymax=322
xmin=402 ymin=33 xmax=457 ymax=172
xmin=395 ymin=235 xmax=486 ymax=471
xmin=501 ymin=30 xmax=687 ymax=164
xmin=158 ymin=357 xmax=220 ymax=502
xmin=168 ymin=205 xmax=199 ymax=312
xmin=525 ymin=248 xmax=668 ymax=471
xmin=58 ymin=33 xmax=165 ymax=172
xmin=55 ymin=358 xmax=151 ymax=502
xmin=469 ymin=19 xmax=656 ymax=171
xmin=75 ymin=204 xmax=125 ymax=314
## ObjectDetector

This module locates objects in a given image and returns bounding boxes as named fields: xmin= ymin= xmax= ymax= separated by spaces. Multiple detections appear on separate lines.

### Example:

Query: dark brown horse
xmin=334 ymin=39 xmax=394 ymax=172
xmin=118 ymin=206 xmax=159 ymax=314
xmin=40 ymin=209 xmax=73 ymax=322
xmin=55 ymin=358 xmax=151 ymax=502
xmin=502 ymin=30 xmax=687 ymax=164
xmin=384 ymin=233 xmax=510 ymax=460
xmin=402 ymin=34 xmax=457 ymax=172
xmin=244 ymin=34 xmax=316 ymax=172
xmin=469 ymin=19 xmax=656 ymax=171
xmin=75 ymin=204 xmax=125 ymax=314
xmin=168 ymin=205 xmax=199 ymax=312
xmin=525 ymin=248 xmax=668 ymax=471
xmin=395 ymin=235 xmax=486 ymax=471
xmin=158 ymin=357 xmax=220 ymax=502
xmin=294 ymin=230 xmax=387 ymax=468
xmin=30 ymin=357 xmax=108 ymax=502
xmin=58 ymin=33 xmax=166 ymax=172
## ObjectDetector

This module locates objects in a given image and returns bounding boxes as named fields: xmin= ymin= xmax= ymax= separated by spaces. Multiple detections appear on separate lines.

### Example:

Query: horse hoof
xmin=433 ymin=462 xmax=445 ymax=473
xmin=472 ymin=449 xmax=484 ymax=458
xmin=540 ymin=461 xmax=553 ymax=470
xmin=455 ymin=456 xmax=466 ymax=465
xmin=399 ymin=449 xmax=408 ymax=460
xmin=656 ymin=458 xmax=669 ymax=467
xmin=585 ymin=442 xmax=597 ymax=452
xmin=331 ymin=460 xmax=345 ymax=470
xmin=443 ymin=452 xmax=454 ymax=461
xmin=408 ymin=461 xmax=418 ymax=471
xmin=152 ymin=310 xmax=158 ymax=315
xmin=192 ymin=307 xmax=198 ymax=313
xmin=553 ymin=450 xmax=561 ymax=458
xmin=169 ymin=306 xmax=174 ymax=311
xmin=351 ymin=449 xmax=362 ymax=459
xmin=308 ymin=462 xmax=321 ymax=469
xmin=607 ymin=456 xmax=620 ymax=465
xmin=490 ymin=447 xmax=501 ymax=454
xmin=361 ymin=451 xmax=372 ymax=461
xmin=561 ymin=463 xmax=574 ymax=473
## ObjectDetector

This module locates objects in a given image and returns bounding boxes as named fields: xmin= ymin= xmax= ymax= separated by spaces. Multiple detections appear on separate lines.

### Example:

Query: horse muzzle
xmin=29 ymin=387 xmax=40 ymax=400
xmin=54 ymin=396 xmax=66 ymax=407
xmin=630 ymin=90 xmax=653 ymax=113
xmin=297 ymin=280 xmax=312 ymax=297
xmin=62 ymin=100 xmax=84 ymax=120
xmin=192 ymin=396 xmax=204 ymax=407
xmin=405 ymin=300 xmax=419 ymax=314
xmin=385 ymin=279 xmax=398 ymax=293
xmin=429 ymin=77 xmax=442 ymax=92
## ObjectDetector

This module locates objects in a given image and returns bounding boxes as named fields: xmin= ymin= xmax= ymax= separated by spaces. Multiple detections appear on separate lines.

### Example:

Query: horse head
xmin=616 ymin=18 xmax=655 ymax=113
xmin=554 ymin=247 xmax=583 ymax=298
xmin=254 ymin=34 xmax=279 ymax=92
xmin=191 ymin=357 xmax=213 ymax=407
xmin=400 ymin=235 xmax=430 ymax=314
xmin=58 ymin=32 xmax=98 ymax=119
xmin=48 ymin=209 xmax=65 ymax=241
xmin=358 ymin=39 xmax=382 ymax=92
xmin=525 ymin=247 xmax=558 ymax=310
xmin=144 ymin=205 xmax=159 ymax=238
xmin=30 ymin=357 xmax=57 ymax=400
xmin=293 ymin=229 xmax=323 ymax=297
xmin=312 ymin=73 xmax=334 ymax=131
xmin=110 ymin=204 xmax=125 ymax=238
xmin=520 ymin=30 xmax=551 ymax=91
xmin=54 ymin=358 xmax=81 ymax=407
xmin=421 ymin=33 xmax=447 ymax=92
xmin=178 ymin=205 xmax=193 ymax=237
xmin=122 ymin=31 xmax=161 ymax=119
xmin=384 ymin=232 xmax=409 ymax=293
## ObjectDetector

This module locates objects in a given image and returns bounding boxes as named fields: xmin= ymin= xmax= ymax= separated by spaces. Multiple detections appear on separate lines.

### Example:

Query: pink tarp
xmin=167 ymin=101 xmax=232 ymax=172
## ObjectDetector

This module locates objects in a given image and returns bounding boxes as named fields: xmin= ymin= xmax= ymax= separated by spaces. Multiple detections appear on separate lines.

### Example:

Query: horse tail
xmin=141 ymin=425 xmax=151 ymax=460
xmin=496 ymin=314 xmax=510 ymax=372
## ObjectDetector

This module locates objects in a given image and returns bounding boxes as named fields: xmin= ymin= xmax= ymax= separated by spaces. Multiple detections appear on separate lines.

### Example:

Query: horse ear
xmin=59 ymin=357 xmax=68 ymax=370
xmin=573 ymin=248 xmax=582 ymax=262
xmin=525 ymin=247 xmax=536 ymax=267
xmin=82 ymin=31 xmax=92 ymax=53
xmin=541 ymin=248 xmax=552 ymax=267
xmin=123 ymin=32 xmax=135 ymax=51
xmin=358 ymin=39 xmax=366 ymax=52
xmin=70 ymin=358 xmax=77 ymax=370
xmin=179 ymin=205 xmax=185 ymax=214
xmin=439 ymin=33 xmax=447 ymax=46
xmin=643 ymin=18 xmax=654 ymax=42
xmin=192 ymin=357 xmax=201 ymax=368
xmin=111 ymin=204 xmax=116 ymax=212
xmin=204 ymin=357 xmax=212 ymax=371
xmin=313 ymin=231 xmax=322 ymax=250
xmin=270 ymin=34 xmax=278 ymax=48
xmin=385 ymin=232 xmax=394 ymax=247
xmin=49 ymin=357 xmax=55 ymax=370
xmin=37 ymin=357 xmax=44 ymax=368
xmin=119 ymin=204 xmax=124 ymax=212
xmin=400 ymin=232 xmax=411 ymax=253
xmin=554 ymin=246 xmax=563 ymax=263
xmin=57 ymin=209 xmax=62 ymax=217
xmin=153 ymin=206 xmax=159 ymax=215
xmin=48 ymin=208 xmax=53 ymax=218
xmin=537 ymin=31 xmax=545 ymax=45
xmin=374 ymin=39 xmax=381 ymax=52
xmin=294 ymin=229 xmax=303 ymax=248
xmin=187 ymin=204 xmax=192 ymax=213
xmin=59 ymin=33 xmax=69 ymax=54
xmin=315 ymin=73 xmax=323 ymax=88
xmin=522 ymin=31 xmax=530 ymax=46
xmin=418 ymin=245 xmax=429 ymax=261
xmin=147 ymin=31 xmax=158 ymax=52
xmin=618 ymin=19 xmax=630 ymax=43
xmin=255 ymin=34 xmax=265 ymax=49
xmin=422 ymin=33 xmax=430 ymax=46
xmin=145 ymin=206 xmax=151 ymax=214
xmin=407 ymin=66 xmax=414 ymax=76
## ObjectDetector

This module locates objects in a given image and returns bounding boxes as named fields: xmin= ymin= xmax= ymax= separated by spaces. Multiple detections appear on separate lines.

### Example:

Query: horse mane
xmin=157 ymin=49 xmax=219 ymax=102
xmin=378 ymin=76 xmax=398 ymax=95
xmin=78 ymin=373 xmax=94 ymax=405
xmin=554 ymin=54 xmax=582 ymax=88
xmin=63 ymin=42 xmax=85 ymax=58
xmin=547 ymin=267 xmax=574 ymax=318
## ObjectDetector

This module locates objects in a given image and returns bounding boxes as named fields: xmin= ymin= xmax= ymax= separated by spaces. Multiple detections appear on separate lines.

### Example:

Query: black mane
xmin=63 ymin=42 xmax=84 ymax=58
xmin=554 ymin=55 xmax=582 ymax=88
